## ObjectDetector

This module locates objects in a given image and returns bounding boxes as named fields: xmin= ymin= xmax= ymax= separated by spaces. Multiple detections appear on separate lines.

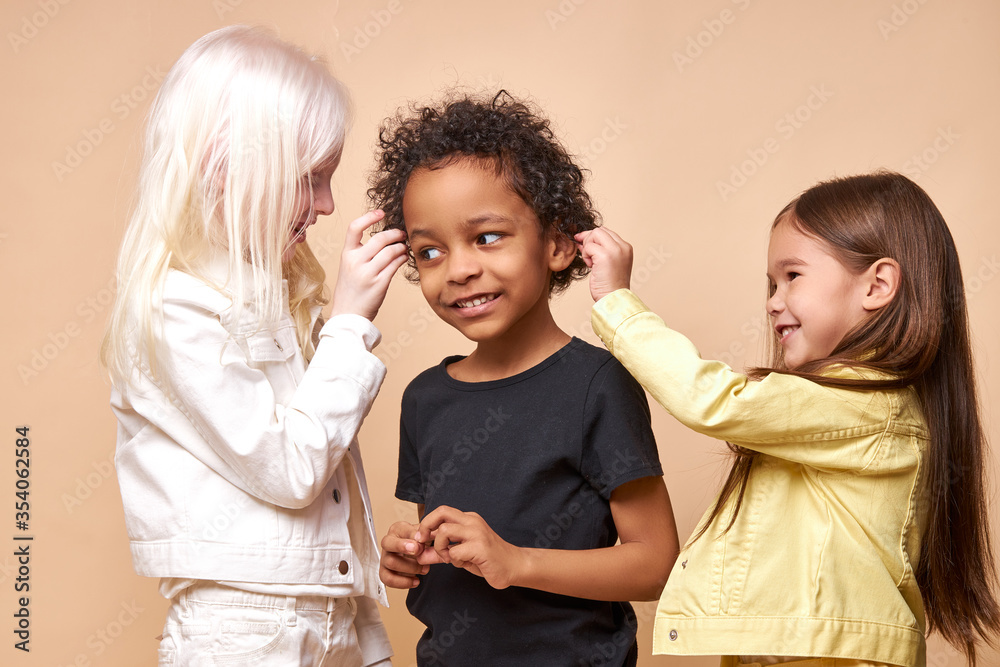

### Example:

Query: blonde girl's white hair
xmin=102 ymin=25 xmax=351 ymax=389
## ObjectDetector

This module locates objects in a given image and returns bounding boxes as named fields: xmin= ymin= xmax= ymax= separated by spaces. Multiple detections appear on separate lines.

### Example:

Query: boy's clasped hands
xmin=381 ymin=507 xmax=524 ymax=591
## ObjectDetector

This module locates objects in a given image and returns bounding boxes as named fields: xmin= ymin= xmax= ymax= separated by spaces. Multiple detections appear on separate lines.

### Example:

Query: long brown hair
xmin=697 ymin=171 xmax=999 ymax=662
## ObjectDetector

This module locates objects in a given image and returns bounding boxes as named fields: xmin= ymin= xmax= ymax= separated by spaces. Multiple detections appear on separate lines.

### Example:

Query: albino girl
xmin=102 ymin=26 xmax=407 ymax=666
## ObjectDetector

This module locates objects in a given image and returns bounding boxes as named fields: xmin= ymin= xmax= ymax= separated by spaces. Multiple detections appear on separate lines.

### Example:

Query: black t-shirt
xmin=396 ymin=338 xmax=663 ymax=666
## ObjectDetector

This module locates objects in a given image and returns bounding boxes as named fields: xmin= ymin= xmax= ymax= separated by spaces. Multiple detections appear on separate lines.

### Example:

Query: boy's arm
xmin=418 ymin=476 xmax=678 ymax=601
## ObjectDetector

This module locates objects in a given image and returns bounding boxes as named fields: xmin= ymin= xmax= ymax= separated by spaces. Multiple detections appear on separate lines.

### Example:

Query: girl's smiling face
xmin=284 ymin=155 xmax=339 ymax=263
xmin=766 ymin=218 xmax=872 ymax=369
xmin=402 ymin=158 xmax=571 ymax=347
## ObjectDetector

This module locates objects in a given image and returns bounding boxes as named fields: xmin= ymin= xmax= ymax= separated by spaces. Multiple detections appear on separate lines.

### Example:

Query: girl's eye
xmin=787 ymin=272 xmax=800 ymax=281
xmin=477 ymin=232 xmax=502 ymax=245
xmin=418 ymin=247 xmax=442 ymax=261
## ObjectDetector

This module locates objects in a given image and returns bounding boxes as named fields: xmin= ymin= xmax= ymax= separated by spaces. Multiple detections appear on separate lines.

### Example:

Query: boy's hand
xmin=379 ymin=521 xmax=443 ymax=589
xmin=575 ymin=228 xmax=633 ymax=302
xmin=416 ymin=506 xmax=523 ymax=590
xmin=330 ymin=210 xmax=408 ymax=321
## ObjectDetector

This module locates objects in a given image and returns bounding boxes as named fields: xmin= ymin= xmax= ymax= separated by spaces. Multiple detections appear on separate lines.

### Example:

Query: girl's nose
xmin=313 ymin=181 xmax=334 ymax=216
xmin=766 ymin=289 xmax=783 ymax=316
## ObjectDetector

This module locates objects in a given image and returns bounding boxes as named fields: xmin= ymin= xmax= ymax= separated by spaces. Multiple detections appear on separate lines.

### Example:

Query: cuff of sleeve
xmin=357 ymin=620 xmax=393 ymax=666
xmin=319 ymin=314 xmax=383 ymax=352
xmin=591 ymin=288 xmax=649 ymax=355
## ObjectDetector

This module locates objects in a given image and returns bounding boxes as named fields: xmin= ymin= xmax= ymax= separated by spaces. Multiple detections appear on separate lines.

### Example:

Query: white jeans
xmin=158 ymin=583 xmax=364 ymax=666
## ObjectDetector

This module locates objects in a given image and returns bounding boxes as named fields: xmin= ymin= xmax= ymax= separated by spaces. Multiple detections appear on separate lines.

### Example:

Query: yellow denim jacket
xmin=592 ymin=290 xmax=928 ymax=667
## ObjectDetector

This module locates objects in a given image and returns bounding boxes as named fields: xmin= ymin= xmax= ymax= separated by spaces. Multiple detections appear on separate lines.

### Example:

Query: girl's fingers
xmin=368 ymin=239 xmax=409 ymax=272
xmin=374 ymin=253 xmax=409 ymax=284
xmin=344 ymin=210 xmax=386 ymax=248
xmin=599 ymin=226 xmax=628 ymax=246
xmin=362 ymin=227 xmax=407 ymax=258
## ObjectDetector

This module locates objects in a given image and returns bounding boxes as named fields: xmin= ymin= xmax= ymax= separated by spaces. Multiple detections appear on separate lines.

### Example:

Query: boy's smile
xmin=402 ymin=158 xmax=574 ymax=365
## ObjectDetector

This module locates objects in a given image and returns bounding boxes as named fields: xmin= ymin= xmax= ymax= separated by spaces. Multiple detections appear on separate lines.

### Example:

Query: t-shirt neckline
xmin=436 ymin=337 xmax=584 ymax=391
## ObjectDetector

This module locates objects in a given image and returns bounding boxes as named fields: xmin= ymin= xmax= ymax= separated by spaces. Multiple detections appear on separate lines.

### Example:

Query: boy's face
xmin=402 ymin=158 xmax=570 ymax=345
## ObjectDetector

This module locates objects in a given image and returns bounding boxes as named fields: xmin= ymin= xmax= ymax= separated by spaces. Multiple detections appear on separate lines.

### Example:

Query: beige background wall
xmin=2 ymin=1 xmax=998 ymax=665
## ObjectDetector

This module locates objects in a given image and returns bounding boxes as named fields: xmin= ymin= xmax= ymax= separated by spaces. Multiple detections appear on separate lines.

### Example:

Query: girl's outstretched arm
xmin=415 ymin=476 xmax=678 ymax=601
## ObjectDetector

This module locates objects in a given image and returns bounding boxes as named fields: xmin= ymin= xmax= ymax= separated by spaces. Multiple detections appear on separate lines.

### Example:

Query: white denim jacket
xmin=112 ymin=266 xmax=391 ymax=664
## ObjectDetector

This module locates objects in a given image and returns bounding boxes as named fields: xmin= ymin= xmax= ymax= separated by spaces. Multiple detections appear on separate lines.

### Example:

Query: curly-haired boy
xmin=373 ymin=91 xmax=678 ymax=666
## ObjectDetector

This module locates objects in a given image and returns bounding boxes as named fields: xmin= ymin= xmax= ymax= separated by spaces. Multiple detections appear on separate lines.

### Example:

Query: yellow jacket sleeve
xmin=591 ymin=289 xmax=922 ymax=472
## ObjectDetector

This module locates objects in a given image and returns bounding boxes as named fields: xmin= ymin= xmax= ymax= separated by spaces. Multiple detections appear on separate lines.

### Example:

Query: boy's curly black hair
xmin=368 ymin=90 xmax=600 ymax=294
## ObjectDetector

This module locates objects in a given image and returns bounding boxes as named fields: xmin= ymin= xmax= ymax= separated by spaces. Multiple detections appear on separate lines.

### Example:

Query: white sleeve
xmin=137 ymin=280 xmax=386 ymax=508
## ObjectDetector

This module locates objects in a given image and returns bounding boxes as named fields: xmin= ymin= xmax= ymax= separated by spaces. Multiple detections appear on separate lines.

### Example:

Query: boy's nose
xmin=446 ymin=248 xmax=482 ymax=284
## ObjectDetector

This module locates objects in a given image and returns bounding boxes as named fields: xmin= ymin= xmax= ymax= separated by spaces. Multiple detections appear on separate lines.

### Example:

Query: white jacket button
xmin=332 ymin=489 xmax=341 ymax=503
xmin=338 ymin=560 xmax=349 ymax=575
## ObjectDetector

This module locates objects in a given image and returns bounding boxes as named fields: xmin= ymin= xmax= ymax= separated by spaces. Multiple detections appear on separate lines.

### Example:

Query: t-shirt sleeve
xmin=581 ymin=357 xmax=663 ymax=499
xmin=394 ymin=390 xmax=425 ymax=504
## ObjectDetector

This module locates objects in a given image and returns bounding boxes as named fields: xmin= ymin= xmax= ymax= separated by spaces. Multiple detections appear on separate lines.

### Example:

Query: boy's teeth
xmin=458 ymin=295 xmax=494 ymax=308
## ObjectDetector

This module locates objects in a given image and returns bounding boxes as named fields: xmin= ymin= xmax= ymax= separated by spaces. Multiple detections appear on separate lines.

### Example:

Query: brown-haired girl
xmin=577 ymin=171 xmax=999 ymax=666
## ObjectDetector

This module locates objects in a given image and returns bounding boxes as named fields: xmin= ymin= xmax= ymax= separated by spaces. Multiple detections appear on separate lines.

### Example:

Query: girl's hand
xmin=575 ymin=228 xmax=633 ymax=302
xmin=330 ymin=210 xmax=408 ymax=321
xmin=379 ymin=521 xmax=444 ymax=589
xmin=416 ymin=506 xmax=523 ymax=590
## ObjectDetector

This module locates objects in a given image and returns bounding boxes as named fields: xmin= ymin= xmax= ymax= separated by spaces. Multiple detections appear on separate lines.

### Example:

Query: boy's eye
xmin=787 ymin=272 xmax=800 ymax=281
xmin=418 ymin=247 xmax=442 ymax=261
xmin=477 ymin=232 xmax=502 ymax=245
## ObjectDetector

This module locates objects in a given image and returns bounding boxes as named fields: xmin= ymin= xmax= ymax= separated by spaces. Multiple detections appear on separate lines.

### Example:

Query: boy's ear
xmin=547 ymin=229 xmax=577 ymax=273
xmin=861 ymin=258 xmax=901 ymax=311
